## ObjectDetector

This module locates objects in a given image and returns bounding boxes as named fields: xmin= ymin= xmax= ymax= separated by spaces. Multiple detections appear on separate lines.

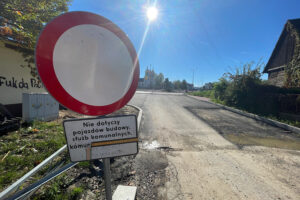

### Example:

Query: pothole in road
xmin=142 ymin=140 xmax=182 ymax=152
xmin=156 ymin=146 xmax=183 ymax=152
xmin=142 ymin=140 xmax=160 ymax=150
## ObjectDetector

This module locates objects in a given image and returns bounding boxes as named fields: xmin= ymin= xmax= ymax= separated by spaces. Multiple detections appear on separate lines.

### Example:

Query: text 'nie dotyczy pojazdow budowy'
xmin=64 ymin=117 xmax=137 ymax=150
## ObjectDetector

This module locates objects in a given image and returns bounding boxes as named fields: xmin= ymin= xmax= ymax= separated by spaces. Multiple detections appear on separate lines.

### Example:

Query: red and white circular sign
xmin=35 ymin=11 xmax=139 ymax=116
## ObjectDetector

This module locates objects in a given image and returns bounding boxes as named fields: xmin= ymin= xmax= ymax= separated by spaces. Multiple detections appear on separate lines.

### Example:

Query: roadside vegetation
xmin=0 ymin=106 xmax=139 ymax=199
xmin=0 ymin=120 xmax=95 ymax=199
xmin=33 ymin=174 xmax=86 ymax=200
xmin=0 ymin=120 xmax=66 ymax=191
xmin=0 ymin=118 xmax=87 ymax=199
xmin=189 ymin=61 xmax=300 ymax=128
xmin=189 ymin=90 xmax=214 ymax=99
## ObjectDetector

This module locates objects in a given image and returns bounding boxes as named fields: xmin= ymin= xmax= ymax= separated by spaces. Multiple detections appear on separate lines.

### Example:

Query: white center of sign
xmin=53 ymin=24 xmax=133 ymax=106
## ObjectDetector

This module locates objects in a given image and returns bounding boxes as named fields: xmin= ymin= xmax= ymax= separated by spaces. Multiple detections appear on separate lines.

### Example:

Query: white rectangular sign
xmin=63 ymin=115 xmax=138 ymax=162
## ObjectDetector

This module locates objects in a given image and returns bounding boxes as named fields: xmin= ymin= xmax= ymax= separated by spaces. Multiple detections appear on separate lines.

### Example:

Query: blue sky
xmin=69 ymin=0 xmax=300 ymax=86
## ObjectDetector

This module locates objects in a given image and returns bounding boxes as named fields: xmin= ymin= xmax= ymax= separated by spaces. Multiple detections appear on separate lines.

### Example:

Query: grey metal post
xmin=103 ymin=158 xmax=112 ymax=200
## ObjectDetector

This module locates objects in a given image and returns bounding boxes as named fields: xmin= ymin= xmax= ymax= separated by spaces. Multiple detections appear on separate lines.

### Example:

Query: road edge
xmin=127 ymin=104 xmax=143 ymax=131
xmin=186 ymin=95 xmax=300 ymax=135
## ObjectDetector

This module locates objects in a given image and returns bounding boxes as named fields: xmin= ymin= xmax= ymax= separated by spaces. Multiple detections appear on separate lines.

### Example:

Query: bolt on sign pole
xmin=35 ymin=11 xmax=139 ymax=199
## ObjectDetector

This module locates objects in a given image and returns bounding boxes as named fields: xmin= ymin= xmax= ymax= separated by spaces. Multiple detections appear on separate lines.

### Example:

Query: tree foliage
xmin=220 ymin=61 xmax=262 ymax=107
xmin=181 ymin=79 xmax=187 ymax=90
xmin=212 ymin=61 xmax=269 ymax=113
xmin=154 ymin=73 xmax=164 ymax=89
xmin=140 ymin=68 xmax=191 ymax=91
xmin=0 ymin=0 xmax=71 ymax=76
xmin=173 ymin=80 xmax=181 ymax=90
xmin=164 ymin=78 xmax=173 ymax=92
xmin=206 ymin=60 xmax=300 ymax=116
xmin=213 ymin=78 xmax=229 ymax=102
xmin=173 ymin=79 xmax=188 ymax=90
xmin=285 ymin=59 xmax=300 ymax=88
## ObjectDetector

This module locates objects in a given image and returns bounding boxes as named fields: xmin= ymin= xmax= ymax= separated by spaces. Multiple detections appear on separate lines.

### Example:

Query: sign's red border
xmin=35 ymin=11 xmax=139 ymax=116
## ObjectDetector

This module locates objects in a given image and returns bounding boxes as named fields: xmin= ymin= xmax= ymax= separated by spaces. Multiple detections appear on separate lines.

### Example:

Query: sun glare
xmin=147 ymin=7 xmax=158 ymax=21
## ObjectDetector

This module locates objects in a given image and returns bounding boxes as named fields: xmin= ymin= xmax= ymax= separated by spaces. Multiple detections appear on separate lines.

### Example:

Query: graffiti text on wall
xmin=0 ymin=76 xmax=43 ymax=89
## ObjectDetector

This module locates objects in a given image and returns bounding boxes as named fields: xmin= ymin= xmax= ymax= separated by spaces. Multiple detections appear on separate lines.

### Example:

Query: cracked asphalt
xmin=129 ymin=91 xmax=300 ymax=200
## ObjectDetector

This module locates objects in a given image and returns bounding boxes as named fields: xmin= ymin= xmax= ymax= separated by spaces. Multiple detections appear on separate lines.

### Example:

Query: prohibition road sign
xmin=35 ymin=11 xmax=140 ymax=116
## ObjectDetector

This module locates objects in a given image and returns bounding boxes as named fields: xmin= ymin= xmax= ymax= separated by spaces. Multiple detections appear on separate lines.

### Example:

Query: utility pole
xmin=191 ymin=68 xmax=197 ymax=88
xmin=192 ymin=69 xmax=195 ymax=86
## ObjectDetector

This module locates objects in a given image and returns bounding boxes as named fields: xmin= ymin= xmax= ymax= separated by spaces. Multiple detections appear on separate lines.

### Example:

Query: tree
xmin=181 ymin=79 xmax=187 ymax=90
xmin=173 ymin=80 xmax=181 ymax=90
xmin=154 ymin=73 xmax=164 ymax=89
xmin=221 ymin=61 xmax=264 ymax=109
xmin=0 ymin=0 xmax=71 ymax=76
xmin=213 ymin=78 xmax=229 ymax=101
xmin=164 ymin=78 xmax=173 ymax=92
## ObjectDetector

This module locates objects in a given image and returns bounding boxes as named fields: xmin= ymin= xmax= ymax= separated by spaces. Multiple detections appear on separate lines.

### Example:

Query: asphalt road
xmin=129 ymin=91 xmax=300 ymax=200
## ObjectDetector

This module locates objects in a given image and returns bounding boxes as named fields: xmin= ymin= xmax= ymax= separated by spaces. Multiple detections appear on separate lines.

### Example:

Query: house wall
xmin=268 ymin=68 xmax=285 ymax=87
xmin=267 ymin=28 xmax=296 ymax=69
xmin=138 ymin=81 xmax=145 ymax=88
xmin=0 ymin=42 xmax=45 ymax=115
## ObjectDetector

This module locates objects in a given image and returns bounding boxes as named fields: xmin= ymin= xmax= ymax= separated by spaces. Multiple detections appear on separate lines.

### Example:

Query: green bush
xmin=71 ymin=187 xmax=84 ymax=199
xmin=192 ymin=61 xmax=300 ymax=118
xmin=213 ymin=78 xmax=229 ymax=102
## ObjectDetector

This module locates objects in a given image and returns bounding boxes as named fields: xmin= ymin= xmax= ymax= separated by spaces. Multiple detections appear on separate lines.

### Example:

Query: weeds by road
xmin=0 ymin=120 xmax=66 ymax=191
xmin=0 ymin=105 xmax=139 ymax=199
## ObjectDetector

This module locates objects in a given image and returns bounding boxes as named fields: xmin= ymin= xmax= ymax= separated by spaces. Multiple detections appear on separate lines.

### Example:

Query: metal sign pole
xmin=103 ymin=158 xmax=112 ymax=200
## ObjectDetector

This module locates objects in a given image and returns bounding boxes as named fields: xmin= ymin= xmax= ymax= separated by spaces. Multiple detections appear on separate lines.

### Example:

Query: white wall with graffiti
xmin=0 ymin=41 xmax=45 ymax=105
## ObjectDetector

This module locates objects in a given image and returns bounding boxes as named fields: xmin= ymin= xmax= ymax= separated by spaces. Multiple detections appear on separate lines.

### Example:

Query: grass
xmin=224 ymin=134 xmax=300 ymax=150
xmin=33 ymin=175 xmax=68 ymax=200
xmin=77 ymin=161 xmax=91 ymax=168
xmin=70 ymin=186 xmax=84 ymax=199
xmin=32 ymin=174 xmax=84 ymax=200
xmin=0 ymin=120 xmax=66 ymax=191
xmin=189 ymin=90 xmax=214 ymax=99
xmin=267 ymin=116 xmax=300 ymax=128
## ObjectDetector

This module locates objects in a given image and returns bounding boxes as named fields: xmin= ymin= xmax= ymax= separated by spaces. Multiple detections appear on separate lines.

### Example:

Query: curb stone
xmin=127 ymin=104 xmax=143 ymax=131
xmin=187 ymin=95 xmax=300 ymax=135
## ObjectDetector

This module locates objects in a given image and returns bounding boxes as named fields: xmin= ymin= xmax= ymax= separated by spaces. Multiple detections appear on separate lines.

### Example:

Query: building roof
xmin=289 ymin=19 xmax=300 ymax=34
xmin=263 ymin=18 xmax=300 ymax=73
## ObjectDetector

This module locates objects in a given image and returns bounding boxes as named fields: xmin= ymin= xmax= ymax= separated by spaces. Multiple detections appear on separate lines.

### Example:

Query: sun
xmin=147 ymin=7 xmax=158 ymax=21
